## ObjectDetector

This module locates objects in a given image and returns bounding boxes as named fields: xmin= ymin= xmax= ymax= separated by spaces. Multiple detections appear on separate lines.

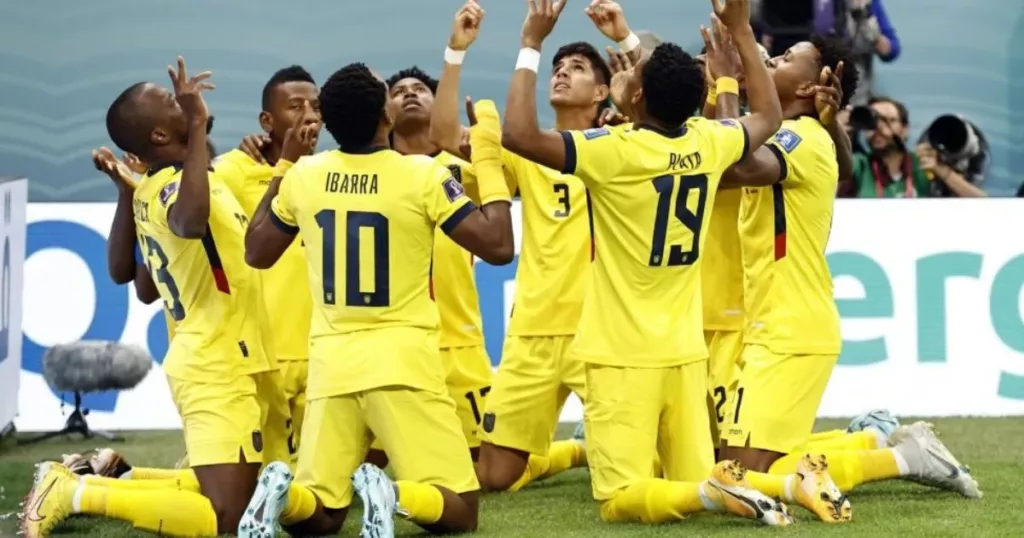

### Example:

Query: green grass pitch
xmin=2 ymin=419 xmax=1023 ymax=537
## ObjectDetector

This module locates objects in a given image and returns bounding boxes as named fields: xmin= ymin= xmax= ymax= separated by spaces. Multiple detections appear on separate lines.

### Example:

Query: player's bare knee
xmin=477 ymin=444 xmax=528 ymax=491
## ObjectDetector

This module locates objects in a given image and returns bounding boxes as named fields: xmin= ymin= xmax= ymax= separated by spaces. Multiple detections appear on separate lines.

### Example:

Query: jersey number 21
xmin=315 ymin=209 xmax=390 ymax=307
xmin=648 ymin=174 xmax=708 ymax=267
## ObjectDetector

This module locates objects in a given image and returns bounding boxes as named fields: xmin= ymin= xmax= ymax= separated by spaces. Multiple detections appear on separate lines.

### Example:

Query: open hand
xmin=711 ymin=0 xmax=751 ymax=32
xmin=606 ymin=46 xmax=634 ymax=112
xmin=585 ymin=0 xmax=631 ymax=43
xmin=522 ymin=0 xmax=569 ymax=50
xmin=814 ymin=62 xmax=844 ymax=125
xmin=701 ymin=15 xmax=743 ymax=81
xmin=121 ymin=153 xmax=148 ymax=175
xmin=167 ymin=56 xmax=214 ymax=123
xmin=597 ymin=108 xmax=630 ymax=127
xmin=92 ymin=147 xmax=139 ymax=191
xmin=280 ymin=105 xmax=321 ymax=163
xmin=450 ymin=1 xmax=485 ymax=51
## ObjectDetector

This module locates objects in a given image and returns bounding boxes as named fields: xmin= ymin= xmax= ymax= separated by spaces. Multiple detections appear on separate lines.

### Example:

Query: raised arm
xmin=165 ymin=57 xmax=215 ymax=239
xmin=586 ymin=1 xmax=649 ymax=67
xmin=713 ymin=0 xmax=782 ymax=151
xmin=502 ymin=0 xmax=571 ymax=172
xmin=700 ymin=15 xmax=743 ymax=121
xmin=815 ymin=63 xmax=853 ymax=186
xmin=430 ymin=1 xmax=485 ymax=160
xmin=245 ymin=118 xmax=318 ymax=269
xmin=445 ymin=100 xmax=514 ymax=265
xmin=93 ymin=148 xmax=142 ymax=284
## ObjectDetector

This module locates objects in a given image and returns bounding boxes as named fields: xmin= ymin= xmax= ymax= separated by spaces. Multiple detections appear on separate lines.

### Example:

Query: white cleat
xmin=238 ymin=461 xmax=293 ymax=538
xmin=891 ymin=421 xmax=982 ymax=499
xmin=707 ymin=460 xmax=794 ymax=527
xmin=353 ymin=463 xmax=397 ymax=538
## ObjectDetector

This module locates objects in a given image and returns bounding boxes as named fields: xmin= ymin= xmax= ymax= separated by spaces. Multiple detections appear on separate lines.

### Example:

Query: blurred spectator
xmin=916 ymin=115 xmax=989 ymax=197
xmin=844 ymin=0 xmax=901 ymax=104
xmin=846 ymin=97 xmax=930 ymax=198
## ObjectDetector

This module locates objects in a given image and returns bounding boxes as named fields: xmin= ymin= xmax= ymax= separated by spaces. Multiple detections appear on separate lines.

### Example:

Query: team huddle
xmin=20 ymin=0 xmax=982 ymax=537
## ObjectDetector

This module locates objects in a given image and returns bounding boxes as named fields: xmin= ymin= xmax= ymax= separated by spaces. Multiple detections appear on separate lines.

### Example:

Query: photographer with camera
xmin=845 ymin=0 xmax=901 ymax=104
xmin=916 ymin=114 xmax=988 ymax=197
xmin=846 ymin=97 xmax=931 ymax=198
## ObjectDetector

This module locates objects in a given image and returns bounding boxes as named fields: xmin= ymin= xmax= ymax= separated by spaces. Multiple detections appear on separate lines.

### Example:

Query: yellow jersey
xmin=216 ymin=149 xmax=312 ymax=361
xmin=431 ymin=151 xmax=485 ymax=348
xmin=133 ymin=164 xmax=273 ymax=382
xmin=269 ymin=147 xmax=475 ymax=397
xmin=560 ymin=118 xmax=749 ymax=367
xmin=702 ymin=188 xmax=744 ymax=331
xmin=134 ymin=241 xmax=179 ymax=341
xmin=501 ymin=149 xmax=592 ymax=336
xmin=738 ymin=116 xmax=841 ymax=354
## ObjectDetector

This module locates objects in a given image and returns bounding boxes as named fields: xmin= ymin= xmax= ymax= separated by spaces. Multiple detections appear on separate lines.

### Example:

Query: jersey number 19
xmin=316 ymin=209 xmax=391 ymax=307
xmin=648 ymin=174 xmax=708 ymax=267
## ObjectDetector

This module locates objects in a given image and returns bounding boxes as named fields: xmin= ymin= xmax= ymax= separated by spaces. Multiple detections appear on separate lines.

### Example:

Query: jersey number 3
xmin=649 ymin=174 xmax=709 ymax=267
xmin=316 ymin=209 xmax=390 ymax=307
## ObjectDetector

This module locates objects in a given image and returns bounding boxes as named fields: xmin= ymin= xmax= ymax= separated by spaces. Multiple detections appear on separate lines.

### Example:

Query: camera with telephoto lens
xmin=924 ymin=114 xmax=981 ymax=168
xmin=848 ymin=105 xmax=878 ymax=131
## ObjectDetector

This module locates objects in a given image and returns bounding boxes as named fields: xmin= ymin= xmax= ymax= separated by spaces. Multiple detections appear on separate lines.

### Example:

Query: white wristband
xmin=515 ymin=48 xmax=541 ymax=72
xmin=618 ymin=32 xmax=641 ymax=53
xmin=444 ymin=47 xmax=467 ymax=65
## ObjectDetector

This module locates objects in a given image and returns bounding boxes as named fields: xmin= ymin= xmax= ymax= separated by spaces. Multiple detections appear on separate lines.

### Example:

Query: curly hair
xmin=385 ymin=66 xmax=438 ymax=95
xmin=552 ymin=41 xmax=612 ymax=85
xmin=640 ymin=43 xmax=704 ymax=127
xmin=320 ymin=63 xmax=387 ymax=150
xmin=261 ymin=65 xmax=316 ymax=110
xmin=810 ymin=34 xmax=860 ymax=108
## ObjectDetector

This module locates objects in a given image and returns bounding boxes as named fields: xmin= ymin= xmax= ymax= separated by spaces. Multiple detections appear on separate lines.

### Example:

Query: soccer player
xmin=430 ymin=0 xmax=599 ymax=493
xmin=499 ymin=0 xmax=794 ymax=526
xmin=712 ymin=31 xmax=983 ymax=503
xmin=237 ymin=63 xmax=513 ymax=537
xmin=381 ymin=66 xmax=495 ymax=459
xmin=212 ymin=65 xmax=322 ymax=460
xmin=23 ymin=58 xmax=276 ymax=538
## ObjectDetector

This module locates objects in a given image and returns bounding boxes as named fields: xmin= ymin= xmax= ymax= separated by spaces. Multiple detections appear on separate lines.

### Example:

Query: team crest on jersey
xmin=158 ymin=181 xmax=179 ymax=206
xmin=442 ymin=177 xmax=466 ymax=202
xmin=717 ymin=119 xmax=739 ymax=128
xmin=583 ymin=127 xmax=610 ymax=140
xmin=774 ymin=129 xmax=803 ymax=153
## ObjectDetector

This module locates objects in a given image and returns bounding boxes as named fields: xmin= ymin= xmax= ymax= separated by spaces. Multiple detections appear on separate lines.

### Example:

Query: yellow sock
xmin=745 ymin=472 xmax=797 ymax=503
xmin=803 ymin=431 xmax=881 ymax=451
xmin=508 ymin=441 xmax=584 ymax=492
xmin=82 ymin=475 xmax=200 ymax=493
xmin=818 ymin=449 xmax=904 ymax=491
xmin=599 ymin=479 xmax=711 ymax=523
xmin=125 ymin=467 xmax=196 ymax=482
xmin=78 ymin=484 xmax=219 ymax=536
xmin=281 ymin=483 xmax=319 ymax=525
xmin=396 ymin=481 xmax=445 ymax=525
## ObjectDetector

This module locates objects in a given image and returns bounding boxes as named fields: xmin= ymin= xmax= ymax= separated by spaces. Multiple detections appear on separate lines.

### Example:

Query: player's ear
xmin=258 ymin=111 xmax=273 ymax=134
xmin=630 ymin=86 xmax=644 ymax=108
xmin=594 ymin=84 xmax=610 ymax=104
xmin=150 ymin=126 xmax=171 ymax=147
xmin=380 ymin=101 xmax=394 ymax=131
xmin=795 ymin=81 xmax=816 ymax=99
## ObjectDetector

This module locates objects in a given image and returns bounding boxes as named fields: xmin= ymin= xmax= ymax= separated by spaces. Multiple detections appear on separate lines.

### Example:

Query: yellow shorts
xmin=256 ymin=370 xmax=295 ymax=469
xmin=296 ymin=387 xmax=479 ymax=510
xmin=704 ymin=330 xmax=744 ymax=445
xmin=167 ymin=373 xmax=263 ymax=467
xmin=722 ymin=344 xmax=838 ymax=454
xmin=584 ymin=362 xmax=713 ymax=501
xmin=442 ymin=345 xmax=494 ymax=448
xmin=279 ymin=360 xmax=309 ymax=459
xmin=482 ymin=335 xmax=585 ymax=456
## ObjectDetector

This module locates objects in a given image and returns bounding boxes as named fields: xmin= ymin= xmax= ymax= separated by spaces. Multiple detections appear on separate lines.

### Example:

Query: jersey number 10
xmin=316 ymin=209 xmax=391 ymax=307
xmin=648 ymin=174 xmax=709 ymax=267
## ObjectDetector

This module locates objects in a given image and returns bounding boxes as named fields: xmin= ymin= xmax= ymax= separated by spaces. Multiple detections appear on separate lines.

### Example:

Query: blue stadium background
xmin=1 ymin=0 xmax=1022 ymax=200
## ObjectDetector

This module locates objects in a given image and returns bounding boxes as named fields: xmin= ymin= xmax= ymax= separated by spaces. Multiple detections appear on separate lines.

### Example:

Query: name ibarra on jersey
xmin=668 ymin=151 xmax=702 ymax=172
xmin=324 ymin=172 xmax=378 ymax=195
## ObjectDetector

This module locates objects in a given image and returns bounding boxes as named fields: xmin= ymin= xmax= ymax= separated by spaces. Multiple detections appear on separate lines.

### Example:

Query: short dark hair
xmin=320 ymin=63 xmax=387 ymax=150
xmin=552 ymin=41 xmax=612 ymax=86
xmin=261 ymin=65 xmax=316 ymax=110
xmin=641 ymin=43 xmax=704 ymax=127
xmin=385 ymin=66 xmax=438 ymax=95
xmin=868 ymin=95 xmax=909 ymax=125
xmin=106 ymin=82 xmax=152 ymax=157
xmin=810 ymin=34 xmax=860 ymax=109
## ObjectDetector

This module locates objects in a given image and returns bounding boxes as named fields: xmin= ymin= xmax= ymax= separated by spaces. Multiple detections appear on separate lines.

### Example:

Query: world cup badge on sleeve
xmin=442 ymin=177 xmax=466 ymax=202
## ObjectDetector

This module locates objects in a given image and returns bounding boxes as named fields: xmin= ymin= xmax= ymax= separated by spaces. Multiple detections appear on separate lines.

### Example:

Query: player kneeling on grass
xmin=237 ymin=63 xmax=514 ymax=537
xmin=500 ymin=0 xmax=798 ymax=526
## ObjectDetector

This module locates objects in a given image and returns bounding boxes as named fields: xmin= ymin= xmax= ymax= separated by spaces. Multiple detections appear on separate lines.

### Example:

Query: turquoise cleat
xmin=847 ymin=409 xmax=900 ymax=437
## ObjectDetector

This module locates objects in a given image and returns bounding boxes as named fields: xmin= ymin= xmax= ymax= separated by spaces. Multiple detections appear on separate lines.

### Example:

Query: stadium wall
xmin=12 ymin=199 xmax=1024 ymax=432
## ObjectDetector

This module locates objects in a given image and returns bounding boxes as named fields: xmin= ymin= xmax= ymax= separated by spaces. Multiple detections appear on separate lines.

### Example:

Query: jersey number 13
xmin=648 ymin=174 xmax=708 ymax=267
xmin=315 ymin=209 xmax=390 ymax=307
